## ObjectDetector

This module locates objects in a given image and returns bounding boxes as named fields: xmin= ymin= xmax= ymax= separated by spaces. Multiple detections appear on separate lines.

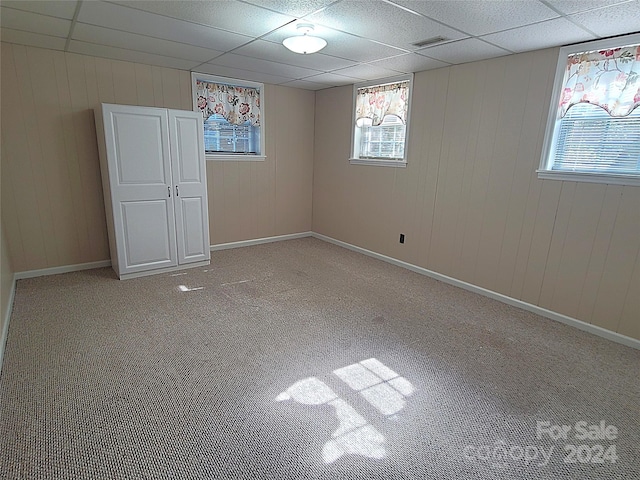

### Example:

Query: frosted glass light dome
xmin=283 ymin=24 xmax=327 ymax=54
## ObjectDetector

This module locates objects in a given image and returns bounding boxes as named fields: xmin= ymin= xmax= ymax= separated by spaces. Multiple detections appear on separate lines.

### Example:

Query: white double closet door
xmin=101 ymin=104 xmax=210 ymax=279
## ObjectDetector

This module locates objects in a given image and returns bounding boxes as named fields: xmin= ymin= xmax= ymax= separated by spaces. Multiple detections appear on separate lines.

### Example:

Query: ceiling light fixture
xmin=282 ymin=23 xmax=327 ymax=54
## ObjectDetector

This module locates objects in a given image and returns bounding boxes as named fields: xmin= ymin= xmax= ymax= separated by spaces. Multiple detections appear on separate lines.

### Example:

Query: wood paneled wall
xmin=1 ymin=42 xmax=637 ymax=342
xmin=313 ymin=48 xmax=640 ymax=341
xmin=207 ymin=85 xmax=314 ymax=245
xmin=1 ymin=220 xmax=13 ymax=348
xmin=0 ymin=43 xmax=314 ymax=272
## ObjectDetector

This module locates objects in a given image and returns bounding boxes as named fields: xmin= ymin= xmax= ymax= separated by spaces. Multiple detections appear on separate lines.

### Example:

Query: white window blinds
xmin=553 ymin=103 xmax=640 ymax=175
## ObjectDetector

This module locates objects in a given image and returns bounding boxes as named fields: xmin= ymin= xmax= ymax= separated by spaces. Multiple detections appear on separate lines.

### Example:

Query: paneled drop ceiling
xmin=1 ymin=0 xmax=639 ymax=90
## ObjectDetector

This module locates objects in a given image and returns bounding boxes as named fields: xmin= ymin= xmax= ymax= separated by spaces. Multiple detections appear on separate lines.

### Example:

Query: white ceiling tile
xmin=234 ymin=39 xmax=357 ymax=71
xmin=0 ymin=1 xmax=77 ymax=20
xmin=113 ymin=0 xmax=295 ymax=37
xmin=195 ymin=64 xmax=293 ymax=85
xmin=392 ymin=0 xmax=560 ymax=36
xmin=72 ymin=23 xmax=223 ymax=63
xmin=0 ymin=6 xmax=71 ymax=37
xmin=301 ymin=72 xmax=361 ymax=87
xmin=67 ymin=40 xmax=201 ymax=70
xmin=208 ymin=53 xmax=322 ymax=78
xmin=318 ymin=35 xmax=408 ymax=63
xmin=545 ymin=0 xmax=631 ymax=15
xmin=569 ymin=1 xmax=640 ymax=37
xmin=332 ymin=63 xmax=403 ymax=81
xmin=420 ymin=38 xmax=511 ymax=64
xmin=482 ymin=17 xmax=596 ymax=53
xmin=0 ymin=28 xmax=67 ymax=50
xmin=280 ymin=79 xmax=328 ymax=90
xmin=241 ymin=0 xmax=337 ymax=17
xmin=368 ymin=53 xmax=450 ymax=73
xmin=2 ymin=0 xmax=638 ymax=91
xmin=77 ymin=1 xmax=253 ymax=51
xmin=305 ymin=0 xmax=467 ymax=50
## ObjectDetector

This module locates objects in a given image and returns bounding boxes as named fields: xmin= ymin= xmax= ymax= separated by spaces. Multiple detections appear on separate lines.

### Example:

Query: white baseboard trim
xmin=211 ymin=231 xmax=313 ymax=251
xmin=119 ymin=260 xmax=210 ymax=280
xmin=15 ymin=260 xmax=112 ymax=280
xmin=312 ymin=232 xmax=640 ymax=350
xmin=7 ymin=234 xmax=637 ymax=350
xmin=1 ymin=273 xmax=16 ymax=374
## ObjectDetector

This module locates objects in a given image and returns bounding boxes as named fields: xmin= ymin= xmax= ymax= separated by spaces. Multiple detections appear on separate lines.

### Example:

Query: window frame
xmin=191 ymin=72 xmax=266 ymax=162
xmin=538 ymin=34 xmax=640 ymax=186
xmin=350 ymin=74 xmax=413 ymax=168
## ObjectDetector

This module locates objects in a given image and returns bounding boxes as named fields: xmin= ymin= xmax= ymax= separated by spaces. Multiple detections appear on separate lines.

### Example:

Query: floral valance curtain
xmin=195 ymin=80 xmax=261 ymax=126
xmin=355 ymin=81 xmax=409 ymax=126
xmin=560 ymin=44 xmax=640 ymax=118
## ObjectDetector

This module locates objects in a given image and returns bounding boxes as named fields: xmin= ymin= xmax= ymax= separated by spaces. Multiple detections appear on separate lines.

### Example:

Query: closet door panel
xmin=169 ymin=110 xmax=210 ymax=264
xmin=121 ymin=199 xmax=175 ymax=268
xmin=112 ymin=113 xmax=167 ymax=184
xmin=178 ymin=197 xmax=206 ymax=259
xmin=103 ymin=104 xmax=178 ymax=275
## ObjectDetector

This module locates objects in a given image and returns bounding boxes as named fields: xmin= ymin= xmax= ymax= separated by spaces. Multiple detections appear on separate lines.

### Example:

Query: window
xmin=204 ymin=114 xmax=258 ymax=155
xmin=359 ymin=115 xmax=406 ymax=159
xmin=192 ymin=73 xmax=265 ymax=161
xmin=350 ymin=75 xmax=412 ymax=167
xmin=539 ymin=34 xmax=640 ymax=185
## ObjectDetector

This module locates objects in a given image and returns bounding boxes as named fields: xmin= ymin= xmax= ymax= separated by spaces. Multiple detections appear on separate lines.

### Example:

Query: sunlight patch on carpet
xmin=276 ymin=358 xmax=415 ymax=464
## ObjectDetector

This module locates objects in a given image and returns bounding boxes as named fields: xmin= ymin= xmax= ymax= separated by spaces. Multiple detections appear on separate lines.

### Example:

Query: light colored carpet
xmin=0 ymin=237 xmax=638 ymax=479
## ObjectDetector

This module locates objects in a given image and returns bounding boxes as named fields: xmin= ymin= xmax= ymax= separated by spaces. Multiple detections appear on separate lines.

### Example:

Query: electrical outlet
xmin=399 ymin=234 xmax=405 ymax=244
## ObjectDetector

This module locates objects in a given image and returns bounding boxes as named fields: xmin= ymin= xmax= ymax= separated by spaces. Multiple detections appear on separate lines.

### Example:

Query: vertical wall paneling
xmin=357 ymin=168 xmax=395 ymax=255
xmin=274 ymin=87 xmax=314 ymax=236
xmin=497 ymin=49 xmax=555 ymax=297
xmin=312 ymin=86 xmax=352 ymax=242
xmin=207 ymin=164 xmax=225 ymax=244
xmin=159 ymin=67 xmax=181 ymax=109
xmin=53 ymin=50 xmax=87 ymax=264
xmin=224 ymin=162 xmax=242 ymax=242
xmin=387 ymin=159 xmax=417 ymax=263
xmin=619 ymin=246 xmax=640 ymax=339
xmin=12 ymin=45 xmax=56 ymax=269
xmin=237 ymin=161 xmax=255 ymax=240
xmin=0 ymin=44 xmax=29 ymax=270
xmin=252 ymin=158 xmax=276 ymax=238
xmin=65 ymin=53 xmax=94 ymax=262
xmin=179 ymin=71 xmax=192 ymax=111
xmin=448 ymin=64 xmax=485 ymax=281
xmin=508 ymin=51 xmax=558 ymax=299
xmin=454 ymin=61 xmax=502 ymax=284
xmin=590 ymin=187 xmax=640 ymax=332
xmin=247 ymin=162 xmax=259 ymax=241
xmin=134 ymin=63 xmax=156 ymax=107
xmin=312 ymin=46 xmax=639 ymax=340
xmin=548 ymin=183 xmax=606 ymax=318
xmin=537 ymin=181 xmax=577 ymax=308
xmin=413 ymin=69 xmax=448 ymax=269
xmin=3 ymin=41 xmax=636 ymax=340
xmin=473 ymin=55 xmax=530 ymax=292
xmin=576 ymin=185 xmax=623 ymax=323
xmin=94 ymin=57 xmax=116 ymax=104
xmin=150 ymin=65 xmax=164 ymax=107
xmin=1 ymin=42 xmax=314 ymax=273
xmin=81 ymin=55 xmax=111 ymax=261
xmin=111 ymin=59 xmax=137 ymax=105
xmin=428 ymin=62 xmax=480 ymax=277
xmin=1 ymin=220 xmax=15 ymax=366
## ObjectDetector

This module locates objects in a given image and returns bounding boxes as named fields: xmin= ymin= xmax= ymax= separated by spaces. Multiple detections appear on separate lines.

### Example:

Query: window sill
xmin=349 ymin=158 xmax=407 ymax=168
xmin=206 ymin=154 xmax=266 ymax=162
xmin=537 ymin=170 xmax=640 ymax=187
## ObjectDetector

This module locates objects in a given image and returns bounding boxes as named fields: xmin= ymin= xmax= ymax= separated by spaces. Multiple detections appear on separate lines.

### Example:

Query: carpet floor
xmin=0 ymin=237 xmax=638 ymax=479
